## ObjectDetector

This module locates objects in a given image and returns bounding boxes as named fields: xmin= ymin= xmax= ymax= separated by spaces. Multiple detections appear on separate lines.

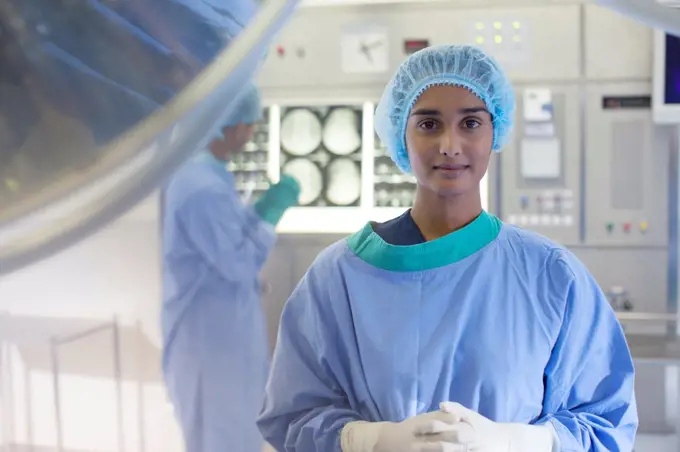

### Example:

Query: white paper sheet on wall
xmin=520 ymin=138 xmax=561 ymax=179
xmin=523 ymin=88 xmax=553 ymax=122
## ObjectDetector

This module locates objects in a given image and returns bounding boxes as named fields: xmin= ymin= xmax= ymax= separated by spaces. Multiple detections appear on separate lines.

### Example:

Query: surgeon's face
xmin=209 ymin=123 xmax=255 ymax=160
xmin=405 ymin=85 xmax=493 ymax=198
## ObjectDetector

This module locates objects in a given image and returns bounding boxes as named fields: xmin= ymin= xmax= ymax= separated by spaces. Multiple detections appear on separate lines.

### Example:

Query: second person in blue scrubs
xmin=162 ymin=85 xmax=300 ymax=452
xmin=258 ymin=45 xmax=637 ymax=452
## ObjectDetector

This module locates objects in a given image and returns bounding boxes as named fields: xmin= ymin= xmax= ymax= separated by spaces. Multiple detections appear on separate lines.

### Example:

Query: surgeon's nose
xmin=439 ymin=130 xmax=462 ymax=156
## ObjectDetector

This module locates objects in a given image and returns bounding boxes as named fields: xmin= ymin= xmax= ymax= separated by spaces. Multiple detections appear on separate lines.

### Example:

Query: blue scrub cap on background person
xmin=222 ymin=84 xmax=263 ymax=127
xmin=375 ymin=44 xmax=516 ymax=174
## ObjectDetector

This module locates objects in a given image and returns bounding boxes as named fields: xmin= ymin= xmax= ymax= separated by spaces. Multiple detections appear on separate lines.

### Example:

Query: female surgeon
xmin=257 ymin=45 xmax=637 ymax=452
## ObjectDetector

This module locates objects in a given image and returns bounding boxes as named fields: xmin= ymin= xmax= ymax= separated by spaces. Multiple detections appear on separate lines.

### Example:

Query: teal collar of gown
xmin=347 ymin=210 xmax=503 ymax=272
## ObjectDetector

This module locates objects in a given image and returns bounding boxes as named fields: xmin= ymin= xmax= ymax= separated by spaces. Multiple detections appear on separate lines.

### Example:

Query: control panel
xmin=498 ymin=85 xmax=581 ymax=246
xmin=584 ymin=83 xmax=673 ymax=247
xmin=497 ymin=83 xmax=673 ymax=248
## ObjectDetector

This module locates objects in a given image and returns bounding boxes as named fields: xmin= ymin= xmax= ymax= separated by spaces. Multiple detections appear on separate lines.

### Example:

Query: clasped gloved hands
xmin=340 ymin=402 xmax=556 ymax=452
xmin=341 ymin=409 xmax=468 ymax=452
xmin=421 ymin=402 xmax=556 ymax=452
xmin=253 ymin=174 xmax=300 ymax=226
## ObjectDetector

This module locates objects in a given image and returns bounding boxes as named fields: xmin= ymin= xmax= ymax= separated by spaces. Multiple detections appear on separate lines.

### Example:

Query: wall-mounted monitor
xmin=653 ymin=30 xmax=680 ymax=124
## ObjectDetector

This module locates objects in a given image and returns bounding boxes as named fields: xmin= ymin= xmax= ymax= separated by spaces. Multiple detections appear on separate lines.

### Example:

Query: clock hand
xmin=359 ymin=42 xmax=374 ymax=63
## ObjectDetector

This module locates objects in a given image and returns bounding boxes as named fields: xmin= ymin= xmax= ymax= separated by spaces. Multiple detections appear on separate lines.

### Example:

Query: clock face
xmin=340 ymin=28 xmax=389 ymax=74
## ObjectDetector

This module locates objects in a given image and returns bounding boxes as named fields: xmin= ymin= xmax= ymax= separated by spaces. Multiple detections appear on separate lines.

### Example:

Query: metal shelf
xmin=617 ymin=312 xmax=678 ymax=323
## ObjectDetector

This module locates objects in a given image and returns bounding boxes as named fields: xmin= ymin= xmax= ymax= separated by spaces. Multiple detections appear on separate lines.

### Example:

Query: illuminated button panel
xmin=469 ymin=18 xmax=530 ymax=67
xmin=472 ymin=20 xmax=524 ymax=47
xmin=506 ymin=214 xmax=574 ymax=228
xmin=504 ymin=189 xmax=574 ymax=228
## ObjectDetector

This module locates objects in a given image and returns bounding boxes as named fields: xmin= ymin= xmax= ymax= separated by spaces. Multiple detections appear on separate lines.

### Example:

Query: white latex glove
xmin=416 ymin=402 xmax=557 ymax=452
xmin=340 ymin=410 xmax=466 ymax=452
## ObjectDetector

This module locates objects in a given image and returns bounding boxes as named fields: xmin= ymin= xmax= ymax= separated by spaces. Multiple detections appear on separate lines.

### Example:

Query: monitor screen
xmin=666 ymin=34 xmax=680 ymax=105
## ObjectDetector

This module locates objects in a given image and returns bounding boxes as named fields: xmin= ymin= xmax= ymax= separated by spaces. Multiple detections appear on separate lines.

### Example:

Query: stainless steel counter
xmin=626 ymin=334 xmax=680 ymax=365
xmin=617 ymin=312 xmax=678 ymax=323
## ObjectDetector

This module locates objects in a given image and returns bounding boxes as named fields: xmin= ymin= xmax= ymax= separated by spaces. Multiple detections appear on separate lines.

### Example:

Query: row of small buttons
xmin=520 ymin=195 xmax=574 ymax=211
xmin=506 ymin=214 xmax=574 ymax=227
xmin=606 ymin=222 xmax=648 ymax=233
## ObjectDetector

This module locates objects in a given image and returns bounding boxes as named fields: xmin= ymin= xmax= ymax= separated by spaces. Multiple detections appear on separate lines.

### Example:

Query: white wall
xmin=0 ymin=194 xmax=163 ymax=347
xmin=0 ymin=193 xmax=181 ymax=452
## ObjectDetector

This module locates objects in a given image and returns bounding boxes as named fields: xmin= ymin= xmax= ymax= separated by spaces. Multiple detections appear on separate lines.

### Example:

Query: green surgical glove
xmin=253 ymin=175 xmax=301 ymax=226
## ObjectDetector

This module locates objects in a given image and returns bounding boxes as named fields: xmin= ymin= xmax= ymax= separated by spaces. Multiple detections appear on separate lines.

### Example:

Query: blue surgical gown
xmin=257 ymin=210 xmax=637 ymax=452
xmin=162 ymin=151 xmax=275 ymax=452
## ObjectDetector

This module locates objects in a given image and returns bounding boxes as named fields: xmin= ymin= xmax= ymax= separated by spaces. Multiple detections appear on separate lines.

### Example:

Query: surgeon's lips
xmin=433 ymin=163 xmax=470 ymax=176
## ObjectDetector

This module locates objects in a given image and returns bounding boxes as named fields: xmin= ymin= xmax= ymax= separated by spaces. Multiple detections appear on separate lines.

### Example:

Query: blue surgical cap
xmin=222 ymin=84 xmax=263 ymax=127
xmin=375 ymin=44 xmax=516 ymax=174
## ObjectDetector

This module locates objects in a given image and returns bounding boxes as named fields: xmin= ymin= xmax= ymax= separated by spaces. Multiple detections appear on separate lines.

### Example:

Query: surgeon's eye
xmin=417 ymin=119 xmax=439 ymax=131
xmin=462 ymin=118 xmax=482 ymax=129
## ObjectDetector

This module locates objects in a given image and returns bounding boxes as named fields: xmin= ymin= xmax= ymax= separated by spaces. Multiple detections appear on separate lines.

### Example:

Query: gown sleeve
xmin=257 ymin=250 xmax=363 ymax=452
xmin=178 ymin=186 xmax=277 ymax=282
xmin=534 ymin=251 xmax=638 ymax=451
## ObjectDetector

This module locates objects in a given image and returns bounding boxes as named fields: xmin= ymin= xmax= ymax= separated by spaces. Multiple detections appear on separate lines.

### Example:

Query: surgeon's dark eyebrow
xmin=410 ymin=108 xmax=441 ymax=116
xmin=460 ymin=107 xmax=490 ymax=115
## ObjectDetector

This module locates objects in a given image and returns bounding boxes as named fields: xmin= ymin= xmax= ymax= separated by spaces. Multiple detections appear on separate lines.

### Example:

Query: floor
xmin=0 ymin=433 xmax=677 ymax=451
xmin=261 ymin=435 xmax=678 ymax=452
xmin=264 ymin=435 xmax=670 ymax=452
